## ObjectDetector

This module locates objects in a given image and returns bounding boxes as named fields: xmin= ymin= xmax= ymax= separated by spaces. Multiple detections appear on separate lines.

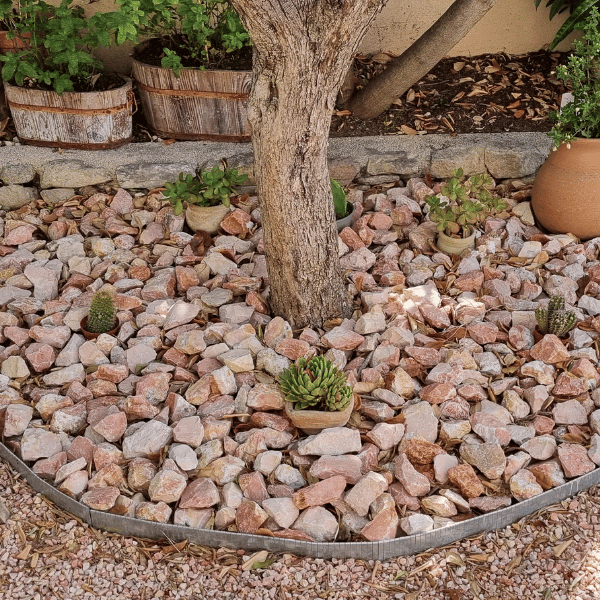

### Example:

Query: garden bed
xmin=1 ymin=163 xmax=600 ymax=554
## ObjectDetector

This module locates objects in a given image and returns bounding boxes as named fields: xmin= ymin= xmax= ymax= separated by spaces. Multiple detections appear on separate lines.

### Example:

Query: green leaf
xmin=551 ymin=0 xmax=597 ymax=48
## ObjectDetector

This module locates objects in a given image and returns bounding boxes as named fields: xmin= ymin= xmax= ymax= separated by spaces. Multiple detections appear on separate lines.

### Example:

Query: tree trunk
xmin=230 ymin=0 xmax=386 ymax=329
xmin=346 ymin=0 xmax=500 ymax=120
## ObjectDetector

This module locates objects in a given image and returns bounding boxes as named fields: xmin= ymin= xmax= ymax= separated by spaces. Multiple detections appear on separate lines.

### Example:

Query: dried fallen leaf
xmin=242 ymin=550 xmax=270 ymax=570
xmin=453 ymin=61 xmax=466 ymax=71
xmin=401 ymin=125 xmax=418 ymax=135
xmin=553 ymin=540 xmax=573 ymax=557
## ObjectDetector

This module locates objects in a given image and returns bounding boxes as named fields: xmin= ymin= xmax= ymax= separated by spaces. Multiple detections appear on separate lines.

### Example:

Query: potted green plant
xmin=531 ymin=7 xmax=600 ymax=240
xmin=534 ymin=296 xmax=578 ymax=342
xmin=163 ymin=161 xmax=248 ymax=234
xmin=125 ymin=0 xmax=252 ymax=141
xmin=331 ymin=178 xmax=355 ymax=232
xmin=81 ymin=290 xmax=119 ymax=340
xmin=279 ymin=355 xmax=355 ymax=434
xmin=0 ymin=0 xmax=140 ymax=148
xmin=423 ymin=168 xmax=508 ymax=255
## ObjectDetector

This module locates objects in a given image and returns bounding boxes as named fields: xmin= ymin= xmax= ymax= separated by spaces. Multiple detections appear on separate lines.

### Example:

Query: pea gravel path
xmin=1 ymin=458 xmax=599 ymax=600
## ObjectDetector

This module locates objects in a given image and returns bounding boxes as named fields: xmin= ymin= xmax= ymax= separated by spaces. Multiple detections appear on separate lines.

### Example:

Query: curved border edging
xmin=3 ymin=441 xmax=600 ymax=559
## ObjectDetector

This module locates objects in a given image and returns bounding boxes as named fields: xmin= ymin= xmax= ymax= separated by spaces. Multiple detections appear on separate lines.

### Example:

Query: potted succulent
xmin=531 ymin=8 xmax=600 ymax=240
xmin=0 ymin=0 xmax=140 ymax=148
xmin=331 ymin=178 xmax=355 ymax=232
xmin=163 ymin=161 xmax=248 ymax=234
xmin=125 ymin=0 xmax=252 ymax=140
xmin=534 ymin=296 xmax=578 ymax=342
xmin=424 ymin=168 xmax=508 ymax=255
xmin=279 ymin=355 xmax=355 ymax=434
xmin=80 ymin=290 xmax=119 ymax=340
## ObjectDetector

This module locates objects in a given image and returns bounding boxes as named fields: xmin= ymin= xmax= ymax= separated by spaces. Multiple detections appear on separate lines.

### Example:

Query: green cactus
xmin=279 ymin=356 xmax=353 ymax=412
xmin=535 ymin=296 xmax=577 ymax=337
xmin=87 ymin=290 xmax=117 ymax=334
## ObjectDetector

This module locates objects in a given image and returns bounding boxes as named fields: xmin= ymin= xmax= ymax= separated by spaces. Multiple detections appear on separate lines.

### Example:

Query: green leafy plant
xmin=331 ymin=179 xmax=351 ymax=219
xmin=535 ymin=296 xmax=578 ymax=337
xmin=279 ymin=355 xmax=353 ymax=412
xmin=424 ymin=168 xmax=508 ymax=237
xmin=87 ymin=290 xmax=118 ymax=334
xmin=0 ymin=0 xmax=142 ymax=93
xmin=163 ymin=161 xmax=248 ymax=216
xmin=547 ymin=7 xmax=600 ymax=147
xmin=535 ymin=0 xmax=600 ymax=49
xmin=123 ymin=0 xmax=251 ymax=75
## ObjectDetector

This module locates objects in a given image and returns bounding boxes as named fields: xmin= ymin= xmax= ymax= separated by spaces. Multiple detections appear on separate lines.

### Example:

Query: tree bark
xmin=230 ymin=0 xmax=386 ymax=329
xmin=346 ymin=0 xmax=500 ymax=120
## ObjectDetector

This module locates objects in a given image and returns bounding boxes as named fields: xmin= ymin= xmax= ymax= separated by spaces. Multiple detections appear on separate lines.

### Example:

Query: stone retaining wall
xmin=0 ymin=133 xmax=553 ymax=210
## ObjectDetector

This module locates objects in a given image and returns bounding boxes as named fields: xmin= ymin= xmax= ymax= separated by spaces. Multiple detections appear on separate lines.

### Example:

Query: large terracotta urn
xmin=531 ymin=138 xmax=600 ymax=240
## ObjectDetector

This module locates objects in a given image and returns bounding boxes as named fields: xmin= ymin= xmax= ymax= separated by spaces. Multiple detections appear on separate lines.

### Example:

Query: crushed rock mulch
xmin=1 ymin=173 xmax=600 ymax=546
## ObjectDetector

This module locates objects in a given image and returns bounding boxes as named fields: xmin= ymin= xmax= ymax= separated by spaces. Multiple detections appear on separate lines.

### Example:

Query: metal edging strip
xmin=2 ymin=441 xmax=600 ymax=560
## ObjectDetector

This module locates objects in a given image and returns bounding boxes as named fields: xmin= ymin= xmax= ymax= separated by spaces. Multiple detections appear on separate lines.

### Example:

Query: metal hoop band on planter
xmin=2 ymin=441 xmax=599 ymax=560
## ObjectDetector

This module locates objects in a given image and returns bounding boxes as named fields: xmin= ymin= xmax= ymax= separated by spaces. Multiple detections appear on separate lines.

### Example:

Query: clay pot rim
xmin=533 ymin=325 xmax=570 ymax=345
xmin=80 ymin=315 xmax=119 ymax=341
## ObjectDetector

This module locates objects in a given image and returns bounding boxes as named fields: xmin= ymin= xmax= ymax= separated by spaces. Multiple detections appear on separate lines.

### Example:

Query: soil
xmin=130 ymin=49 xmax=569 ymax=143
xmin=329 ymin=49 xmax=569 ymax=138
xmin=132 ymin=37 xmax=253 ymax=71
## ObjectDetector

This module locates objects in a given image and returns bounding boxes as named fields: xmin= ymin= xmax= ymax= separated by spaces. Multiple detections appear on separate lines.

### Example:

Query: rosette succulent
xmin=279 ymin=356 xmax=353 ymax=412
xmin=535 ymin=296 xmax=577 ymax=337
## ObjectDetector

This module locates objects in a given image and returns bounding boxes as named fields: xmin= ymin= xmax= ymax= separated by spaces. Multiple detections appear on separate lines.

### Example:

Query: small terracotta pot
xmin=533 ymin=325 xmax=569 ymax=345
xmin=531 ymin=138 xmax=600 ymax=240
xmin=284 ymin=394 xmax=358 ymax=435
xmin=336 ymin=202 xmax=356 ymax=232
xmin=185 ymin=203 xmax=230 ymax=234
xmin=80 ymin=316 xmax=119 ymax=340
xmin=436 ymin=225 xmax=476 ymax=255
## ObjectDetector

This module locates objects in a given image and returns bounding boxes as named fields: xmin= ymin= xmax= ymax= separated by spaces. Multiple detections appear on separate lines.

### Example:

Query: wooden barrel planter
xmin=131 ymin=40 xmax=252 ymax=142
xmin=3 ymin=75 xmax=133 ymax=149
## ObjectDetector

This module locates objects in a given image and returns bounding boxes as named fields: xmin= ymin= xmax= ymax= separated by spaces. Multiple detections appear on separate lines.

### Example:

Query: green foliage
xmin=535 ymin=295 xmax=578 ymax=336
xmin=331 ymin=179 xmax=350 ymax=219
xmin=279 ymin=356 xmax=353 ymax=412
xmin=163 ymin=161 xmax=248 ymax=215
xmin=423 ymin=168 xmax=508 ymax=236
xmin=87 ymin=290 xmax=117 ymax=334
xmin=121 ymin=0 xmax=250 ymax=74
xmin=0 ymin=0 xmax=142 ymax=93
xmin=547 ymin=8 xmax=600 ymax=147
xmin=535 ymin=0 xmax=600 ymax=49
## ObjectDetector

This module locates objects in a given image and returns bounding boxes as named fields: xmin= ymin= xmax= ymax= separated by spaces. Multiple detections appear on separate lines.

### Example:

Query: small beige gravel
xmin=1 ymin=458 xmax=600 ymax=600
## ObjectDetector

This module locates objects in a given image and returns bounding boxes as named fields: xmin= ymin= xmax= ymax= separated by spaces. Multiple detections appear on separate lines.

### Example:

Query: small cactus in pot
xmin=535 ymin=296 xmax=577 ymax=338
xmin=85 ymin=290 xmax=118 ymax=335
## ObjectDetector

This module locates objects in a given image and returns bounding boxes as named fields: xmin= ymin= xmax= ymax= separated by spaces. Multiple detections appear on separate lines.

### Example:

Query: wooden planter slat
xmin=131 ymin=41 xmax=252 ymax=141
xmin=4 ymin=76 xmax=133 ymax=149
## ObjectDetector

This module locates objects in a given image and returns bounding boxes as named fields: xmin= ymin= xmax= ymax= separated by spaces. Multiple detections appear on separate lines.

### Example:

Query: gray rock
xmin=116 ymin=162 xmax=195 ymax=190
xmin=430 ymin=144 xmax=485 ymax=178
xmin=485 ymin=140 xmax=549 ymax=178
xmin=122 ymin=420 xmax=174 ymax=459
xmin=0 ymin=184 xmax=38 ymax=210
xmin=40 ymin=188 xmax=76 ymax=205
xmin=20 ymin=428 xmax=63 ymax=462
xmin=23 ymin=264 xmax=59 ymax=302
xmin=366 ymin=150 xmax=429 ymax=178
xmin=297 ymin=427 xmax=362 ymax=456
xmin=42 ymin=364 xmax=86 ymax=386
xmin=40 ymin=160 xmax=112 ymax=189
xmin=0 ymin=164 xmax=36 ymax=185
xmin=293 ymin=506 xmax=338 ymax=542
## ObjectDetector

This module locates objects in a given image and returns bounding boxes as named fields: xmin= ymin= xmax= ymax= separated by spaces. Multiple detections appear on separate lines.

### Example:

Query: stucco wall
xmin=359 ymin=0 xmax=574 ymax=57
xmin=83 ymin=0 xmax=574 ymax=75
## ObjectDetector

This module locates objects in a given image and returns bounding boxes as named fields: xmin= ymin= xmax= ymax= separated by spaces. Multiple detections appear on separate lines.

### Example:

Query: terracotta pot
xmin=336 ymin=202 xmax=356 ymax=232
xmin=284 ymin=394 xmax=357 ymax=435
xmin=185 ymin=203 xmax=230 ymax=234
xmin=531 ymin=138 xmax=600 ymax=240
xmin=533 ymin=325 xmax=569 ymax=345
xmin=80 ymin=316 xmax=119 ymax=340
xmin=0 ymin=31 xmax=31 ymax=54
xmin=436 ymin=225 xmax=476 ymax=255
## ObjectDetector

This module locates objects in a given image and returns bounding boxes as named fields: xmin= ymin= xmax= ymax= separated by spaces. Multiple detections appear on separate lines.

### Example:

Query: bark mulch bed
xmin=330 ymin=49 xmax=567 ymax=138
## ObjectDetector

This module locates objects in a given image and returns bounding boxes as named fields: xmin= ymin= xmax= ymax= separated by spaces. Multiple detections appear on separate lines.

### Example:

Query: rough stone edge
xmin=0 ymin=133 xmax=553 ymax=182
xmin=2 ymin=441 xmax=599 ymax=559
